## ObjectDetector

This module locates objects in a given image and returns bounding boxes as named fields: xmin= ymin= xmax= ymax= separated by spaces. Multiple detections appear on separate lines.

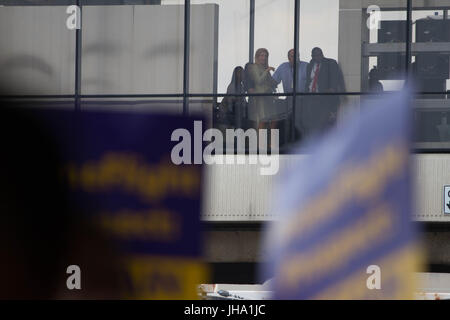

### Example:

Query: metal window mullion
xmin=183 ymin=0 xmax=191 ymax=116
xmin=405 ymin=0 xmax=412 ymax=79
xmin=292 ymin=0 xmax=300 ymax=142
xmin=75 ymin=0 xmax=82 ymax=112
xmin=249 ymin=0 xmax=255 ymax=63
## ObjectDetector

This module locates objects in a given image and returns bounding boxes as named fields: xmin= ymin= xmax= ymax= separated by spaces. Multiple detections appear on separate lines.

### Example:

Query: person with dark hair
xmin=273 ymin=49 xmax=308 ymax=95
xmin=305 ymin=47 xmax=340 ymax=94
xmin=243 ymin=62 xmax=255 ymax=94
xmin=221 ymin=66 xmax=247 ymax=129
xmin=247 ymin=48 xmax=278 ymax=129
xmin=303 ymin=47 xmax=341 ymax=136
xmin=272 ymin=48 xmax=309 ymax=140
xmin=369 ymin=66 xmax=384 ymax=92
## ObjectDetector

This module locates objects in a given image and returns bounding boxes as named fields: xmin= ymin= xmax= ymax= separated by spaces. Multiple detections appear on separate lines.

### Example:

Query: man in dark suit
xmin=302 ymin=47 xmax=341 ymax=137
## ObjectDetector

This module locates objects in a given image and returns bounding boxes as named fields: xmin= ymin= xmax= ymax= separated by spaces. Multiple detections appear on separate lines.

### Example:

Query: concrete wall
xmin=203 ymin=228 xmax=450 ymax=266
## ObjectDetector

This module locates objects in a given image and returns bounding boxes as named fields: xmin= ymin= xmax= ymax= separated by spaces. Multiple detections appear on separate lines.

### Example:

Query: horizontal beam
xmin=414 ymin=99 xmax=450 ymax=111
xmin=364 ymin=42 xmax=450 ymax=56
xmin=357 ymin=0 xmax=450 ymax=10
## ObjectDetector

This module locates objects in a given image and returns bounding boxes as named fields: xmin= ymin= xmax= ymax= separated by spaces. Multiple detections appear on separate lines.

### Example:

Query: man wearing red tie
xmin=303 ymin=47 xmax=341 ymax=137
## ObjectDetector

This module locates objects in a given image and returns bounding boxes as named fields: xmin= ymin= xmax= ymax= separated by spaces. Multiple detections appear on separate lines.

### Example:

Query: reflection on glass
xmin=82 ymin=3 xmax=184 ymax=94
xmin=411 ymin=7 xmax=450 ymax=146
xmin=0 ymin=0 xmax=161 ymax=4
xmin=367 ymin=10 xmax=407 ymax=92
xmin=4 ymin=0 xmax=450 ymax=152
xmin=413 ymin=10 xmax=450 ymax=94
xmin=0 ymin=6 xmax=75 ymax=95
xmin=81 ymin=97 xmax=183 ymax=114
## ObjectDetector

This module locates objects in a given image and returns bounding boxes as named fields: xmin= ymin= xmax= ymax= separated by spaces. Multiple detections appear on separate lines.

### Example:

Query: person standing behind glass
xmin=272 ymin=49 xmax=308 ymax=138
xmin=303 ymin=47 xmax=340 ymax=137
xmin=273 ymin=49 xmax=308 ymax=95
xmin=368 ymin=66 xmax=384 ymax=93
xmin=247 ymin=48 xmax=278 ymax=129
xmin=243 ymin=62 xmax=254 ymax=95
xmin=224 ymin=66 xmax=247 ymax=129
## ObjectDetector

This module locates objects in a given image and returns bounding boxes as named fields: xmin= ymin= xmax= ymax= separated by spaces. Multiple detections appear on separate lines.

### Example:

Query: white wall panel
xmin=202 ymin=155 xmax=302 ymax=222
xmin=414 ymin=155 xmax=450 ymax=222
xmin=203 ymin=154 xmax=450 ymax=222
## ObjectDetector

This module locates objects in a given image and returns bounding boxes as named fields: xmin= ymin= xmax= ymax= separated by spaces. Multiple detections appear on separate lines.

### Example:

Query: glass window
xmin=190 ymin=0 xmax=249 ymax=96
xmin=212 ymin=93 xmax=298 ymax=153
xmin=254 ymin=0 xmax=294 ymax=95
xmin=3 ymin=0 xmax=450 ymax=152
xmin=299 ymin=0 xmax=339 ymax=85
xmin=340 ymin=2 xmax=408 ymax=93
xmin=81 ymin=1 xmax=184 ymax=95
xmin=411 ymin=1 xmax=450 ymax=147
xmin=0 ymin=4 xmax=76 ymax=95
xmin=81 ymin=97 xmax=183 ymax=114
xmin=368 ymin=10 xmax=407 ymax=92
xmin=0 ymin=97 xmax=75 ymax=110
xmin=0 ymin=1 xmax=161 ymax=5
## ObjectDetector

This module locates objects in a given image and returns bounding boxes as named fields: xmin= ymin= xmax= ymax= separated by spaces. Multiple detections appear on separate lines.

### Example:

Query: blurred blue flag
xmin=262 ymin=89 xmax=423 ymax=299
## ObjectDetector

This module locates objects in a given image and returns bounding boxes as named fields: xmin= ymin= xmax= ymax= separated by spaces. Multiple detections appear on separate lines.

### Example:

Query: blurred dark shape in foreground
xmin=0 ymin=102 xmax=124 ymax=299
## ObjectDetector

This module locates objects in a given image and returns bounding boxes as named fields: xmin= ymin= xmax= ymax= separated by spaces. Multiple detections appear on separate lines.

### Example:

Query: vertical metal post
xmin=405 ymin=0 xmax=412 ymax=79
xmin=212 ymin=5 xmax=219 ymax=121
xmin=292 ymin=0 xmax=300 ymax=142
xmin=249 ymin=0 xmax=255 ymax=63
xmin=361 ymin=8 xmax=370 ymax=92
xmin=75 ymin=0 xmax=82 ymax=112
xmin=183 ymin=0 xmax=191 ymax=116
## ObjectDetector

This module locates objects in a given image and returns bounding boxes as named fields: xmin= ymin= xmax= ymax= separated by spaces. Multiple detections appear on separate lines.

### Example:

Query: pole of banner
xmin=183 ymin=0 xmax=191 ymax=116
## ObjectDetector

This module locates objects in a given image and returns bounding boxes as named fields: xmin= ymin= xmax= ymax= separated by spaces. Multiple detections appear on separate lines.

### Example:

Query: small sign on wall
xmin=444 ymin=186 xmax=450 ymax=214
